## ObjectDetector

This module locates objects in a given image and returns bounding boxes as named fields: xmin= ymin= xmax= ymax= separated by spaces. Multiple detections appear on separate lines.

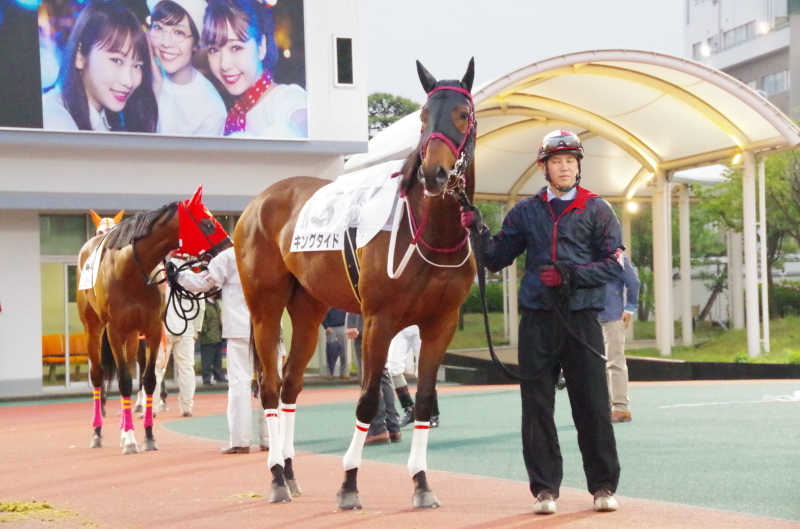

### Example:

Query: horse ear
xmin=90 ymin=210 xmax=102 ymax=228
xmin=113 ymin=210 xmax=124 ymax=223
xmin=461 ymin=57 xmax=475 ymax=93
xmin=416 ymin=60 xmax=438 ymax=94
xmin=188 ymin=186 xmax=203 ymax=207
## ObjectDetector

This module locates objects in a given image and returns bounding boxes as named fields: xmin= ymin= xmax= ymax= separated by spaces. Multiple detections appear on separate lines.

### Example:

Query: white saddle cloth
xmin=78 ymin=233 xmax=110 ymax=290
xmin=291 ymin=160 xmax=403 ymax=252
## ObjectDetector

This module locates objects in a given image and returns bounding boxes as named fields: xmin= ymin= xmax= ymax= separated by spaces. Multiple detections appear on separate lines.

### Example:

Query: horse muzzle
xmin=417 ymin=164 xmax=450 ymax=197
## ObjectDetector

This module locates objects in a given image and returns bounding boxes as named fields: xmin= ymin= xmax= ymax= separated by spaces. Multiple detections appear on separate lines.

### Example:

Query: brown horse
xmin=77 ymin=187 xmax=230 ymax=454
xmin=234 ymin=59 xmax=477 ymax=508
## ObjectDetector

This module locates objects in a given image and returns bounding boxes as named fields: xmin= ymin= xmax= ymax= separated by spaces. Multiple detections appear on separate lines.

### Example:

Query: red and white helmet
xmin=537 ymin=130 xmax=584 ymax=164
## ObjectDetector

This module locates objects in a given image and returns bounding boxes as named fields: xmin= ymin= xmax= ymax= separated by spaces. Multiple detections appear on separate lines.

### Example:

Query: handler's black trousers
xmin=518 ymin=310 xmax=620 ymax=497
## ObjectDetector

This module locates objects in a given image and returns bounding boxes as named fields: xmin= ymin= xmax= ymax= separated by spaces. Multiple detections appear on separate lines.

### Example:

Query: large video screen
xmin=0 ymin=0 xmax=306 ymax=139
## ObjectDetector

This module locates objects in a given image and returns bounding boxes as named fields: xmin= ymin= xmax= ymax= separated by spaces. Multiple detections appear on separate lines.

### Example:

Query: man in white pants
xmin=178 ymin=245 xmax=272 ymax=453
xmin=155 ymin=255 xmax=203 ymax=417
xmin=386 ymin=325 xmax=440 ymax=428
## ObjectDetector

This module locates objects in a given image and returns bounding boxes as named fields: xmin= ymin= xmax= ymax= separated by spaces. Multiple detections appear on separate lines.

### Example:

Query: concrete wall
xmin=0 ymin=211 xmax=42 ymax=396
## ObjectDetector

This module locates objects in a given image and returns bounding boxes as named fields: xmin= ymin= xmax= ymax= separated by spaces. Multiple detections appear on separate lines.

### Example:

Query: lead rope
xmin=459 ymin=192 xmax=605 ymax=384
xmin=162 ymin=260 xmax=220 ymax=336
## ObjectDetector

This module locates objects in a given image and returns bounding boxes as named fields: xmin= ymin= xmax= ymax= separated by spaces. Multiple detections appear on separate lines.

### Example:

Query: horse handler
xmin=177 ymin=245 xmax=270 ymax=453
xmin=460 ymin=130 xmax=623 ymax=515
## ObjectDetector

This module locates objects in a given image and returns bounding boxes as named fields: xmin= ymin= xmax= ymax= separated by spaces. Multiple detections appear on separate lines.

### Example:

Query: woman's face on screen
xmin=150 ymin=15 xmax=195 ymax=76
xmin=206 ymin=22 xmax=265 ymax=96
xmin=77 ymin=38 xmax=144 ymax=113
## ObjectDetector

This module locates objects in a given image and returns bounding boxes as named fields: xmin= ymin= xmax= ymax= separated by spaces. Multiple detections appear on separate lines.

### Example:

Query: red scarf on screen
xmin=223 ymin=70 xmax=273 ymax=136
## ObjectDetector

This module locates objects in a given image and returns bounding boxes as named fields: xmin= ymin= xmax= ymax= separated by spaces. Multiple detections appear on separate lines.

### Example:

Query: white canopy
xmin=347 ymin=49 xmax=800 ymax=201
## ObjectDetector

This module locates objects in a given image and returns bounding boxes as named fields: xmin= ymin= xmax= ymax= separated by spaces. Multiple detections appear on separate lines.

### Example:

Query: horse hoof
xmin=122 ymin=443 xmax=139 ymax=455
xmin=412 ymin=490 xmax=441 ymax=509
xmin=133 ymin=404 xmax=143 ymax=414
xmin=90 ymin=435 xmax=103 ymax=449
xmin=337 ymin=490 xmax=362 ymax=510
xmin=287 ymin=479 xmax=302 ymax=497
xmin=269 ymin=485 xmax=292 ymax=503
xmin=143 ymin=439 xmax=158 ymax=451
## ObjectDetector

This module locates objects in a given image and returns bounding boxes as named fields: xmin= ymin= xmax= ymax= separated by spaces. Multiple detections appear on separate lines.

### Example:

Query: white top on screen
xmin=228 ymin=83 xmax=307 ymax=139
xmin=157 ymin=70 xmax=227 ymax=137
xmin=42 ymin=88 xmax=111 ymax=132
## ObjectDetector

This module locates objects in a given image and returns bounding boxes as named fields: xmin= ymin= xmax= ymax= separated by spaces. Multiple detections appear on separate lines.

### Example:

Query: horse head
xmin=176 ymin=186 xmax=231 ymax=258
xmin=90 ymin=210 xmax=125 ymax=235
xmin=416 ymin=57 xmax=476 ymax=197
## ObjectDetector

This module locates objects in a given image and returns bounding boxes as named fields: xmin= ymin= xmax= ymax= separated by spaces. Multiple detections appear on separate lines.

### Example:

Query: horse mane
xmin=398 ymin=148 xmax=422 ymax=195
xmin=105 ymin=202 xmax=179 ymax=250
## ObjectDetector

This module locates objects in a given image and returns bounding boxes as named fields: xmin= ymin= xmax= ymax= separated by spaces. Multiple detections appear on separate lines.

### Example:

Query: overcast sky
xmin=366 ymin=0 xmax=685 ymax=103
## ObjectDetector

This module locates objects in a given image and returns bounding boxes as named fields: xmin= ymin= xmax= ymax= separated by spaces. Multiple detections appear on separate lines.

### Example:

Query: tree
xmin=694 ymin=150 xmax=800 ymax=317
xmin=368 ymin=93 xmax=420 ymax=137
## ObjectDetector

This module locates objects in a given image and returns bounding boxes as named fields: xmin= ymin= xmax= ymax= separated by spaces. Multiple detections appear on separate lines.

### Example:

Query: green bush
xmin=772 ymin=282 xmax=800 ymax=317
xmin=463 ymin=282 xmax=504 ymax=313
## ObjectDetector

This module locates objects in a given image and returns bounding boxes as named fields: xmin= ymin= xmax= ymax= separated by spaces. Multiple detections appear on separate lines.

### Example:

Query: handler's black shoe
xmin=429 ymin=414 xmax=440 ymax=428
xmin=533 ymin=490 xmax=557 ymax=514
xmin=399 ymin=406 xmax=414 ymax=427
xmin=556 ymin=373 xmax=566 ymax=390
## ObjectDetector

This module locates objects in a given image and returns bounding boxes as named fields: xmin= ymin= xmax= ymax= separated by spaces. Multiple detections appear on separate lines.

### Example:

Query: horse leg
xmin=87 ymin=322 xmax=104 ymax=448
xmin=141 ymin=329 xmax=162 ymax=451
xmin=279 ymin=288 xmax=329 ymax=499
xmin=337 ymin=316 xmax=394 ymax=511
xmin=108 ymin=328 xmax=138 ymax=454
xmin=407 ymin=315 xmax=458 ymax=508
xmin=134 ymin=338 xmax=146 ymax=417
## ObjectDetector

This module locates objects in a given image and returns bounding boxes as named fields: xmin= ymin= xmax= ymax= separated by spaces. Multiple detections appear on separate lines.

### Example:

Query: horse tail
xmin=100 ymin=328 xmax=117 ymax=392
xmin=250 ymin=322 xmax=262 ymax=399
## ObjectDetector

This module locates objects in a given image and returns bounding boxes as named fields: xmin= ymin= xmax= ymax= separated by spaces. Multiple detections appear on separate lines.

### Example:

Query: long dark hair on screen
xmin=55 ymin=0 xmax=158 ymax=133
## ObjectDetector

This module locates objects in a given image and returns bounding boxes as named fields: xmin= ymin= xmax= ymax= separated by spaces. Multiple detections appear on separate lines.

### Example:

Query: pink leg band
xmin=121 ymin=397 xmax=134 ymax=432
xmin=143 ymin=394 xmax=154 ymax=428
xmin=92 ymin=387 xmax=103 ymax=428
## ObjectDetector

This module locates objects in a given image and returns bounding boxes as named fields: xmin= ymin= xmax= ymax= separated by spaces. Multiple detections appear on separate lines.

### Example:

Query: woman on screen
xmin=202 ymin=0 xmax=307 ymax=139
xmin=42 ymin=0 xmax=158 ymax=133
xmin=147 ymin=0 xmax=227 ymax=136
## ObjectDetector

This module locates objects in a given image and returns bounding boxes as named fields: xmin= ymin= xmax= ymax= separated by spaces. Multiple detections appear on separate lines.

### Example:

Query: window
xmin=692 ymin=42 xmax=703 ymax=60
xmin=762 ymin=70 xmax=790 ymax=96
xmin=40 ymin=215 xmax=89 ymax=256
xmin=746 ymin=79 xmax=758 ymax=90
xmin=722 ymin=21 xmax=755 ymax=49
xmin=334 ymin=36 xmax=354 ymax=86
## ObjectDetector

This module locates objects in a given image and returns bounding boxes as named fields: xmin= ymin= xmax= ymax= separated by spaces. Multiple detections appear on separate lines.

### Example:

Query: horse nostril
xmin=437 ymin=166 xmax=449 ymax=184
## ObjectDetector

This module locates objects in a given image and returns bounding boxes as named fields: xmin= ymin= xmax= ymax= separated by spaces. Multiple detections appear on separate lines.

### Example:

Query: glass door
xmin=41 ymin=259 xmax=89 ymax=388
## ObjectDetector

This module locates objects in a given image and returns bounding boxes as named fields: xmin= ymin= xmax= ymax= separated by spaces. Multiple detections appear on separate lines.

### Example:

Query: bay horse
xmin=77 ymin=187 xmax=230 ymax=454
xmin=234 ymin=59 xmax=477 ymax=508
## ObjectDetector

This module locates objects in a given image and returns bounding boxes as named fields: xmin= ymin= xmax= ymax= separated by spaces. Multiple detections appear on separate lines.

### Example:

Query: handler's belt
xmin=342 ymin=227 xmax=362 ymax=304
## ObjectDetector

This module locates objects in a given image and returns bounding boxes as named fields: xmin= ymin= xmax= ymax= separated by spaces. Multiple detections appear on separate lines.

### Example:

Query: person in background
xmin=388 ymin=326 xmax=440 ymax=428
xmin=158 ymin=251 xmax=203 ymax=417
xmin=600 ymin=253 xmax=640 ymax=423
xmin=323 ymin=308 xmax=348 ymax=379
xmin=199 ymin=291 xmax=227 ymax=385
xmin=345 ymin=313 xmax=363 ymax=384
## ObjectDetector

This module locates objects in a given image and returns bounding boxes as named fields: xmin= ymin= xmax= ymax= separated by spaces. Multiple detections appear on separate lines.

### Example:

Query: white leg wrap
xmin=279 ymin=403 xmax=296 ymax=460
xmin=343 ymin=420 xmax=370 ymax=471
xmin=123 ymin=429 xmax=136 ymax=447
xmin=407 ymin=421 xmax=430 ymax=476
xmin=265 ymin=409 xmax=283 ymax=469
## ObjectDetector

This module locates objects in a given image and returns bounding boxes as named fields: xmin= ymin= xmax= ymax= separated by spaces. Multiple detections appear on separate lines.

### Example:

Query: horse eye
xmin=200 ymin=218 xmax=216 ymax=235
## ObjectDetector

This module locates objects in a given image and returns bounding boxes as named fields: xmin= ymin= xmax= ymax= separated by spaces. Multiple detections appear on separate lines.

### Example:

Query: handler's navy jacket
xmin=479 ymin=185 xmax=624 ymax=312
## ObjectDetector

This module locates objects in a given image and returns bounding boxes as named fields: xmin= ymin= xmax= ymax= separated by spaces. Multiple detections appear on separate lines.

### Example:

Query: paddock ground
xmin=1 ymin=380 xmax=799 ymax=528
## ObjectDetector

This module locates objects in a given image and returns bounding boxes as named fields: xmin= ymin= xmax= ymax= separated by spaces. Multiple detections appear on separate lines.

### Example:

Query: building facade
xmin=0 ymin=0 xmax=368 ymax=396
xmin=684 ymin=0 xmax=800 ymax=118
